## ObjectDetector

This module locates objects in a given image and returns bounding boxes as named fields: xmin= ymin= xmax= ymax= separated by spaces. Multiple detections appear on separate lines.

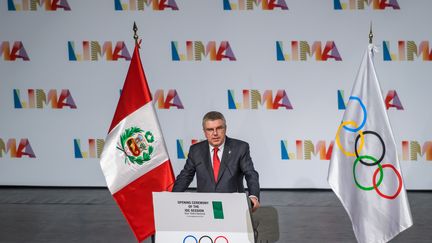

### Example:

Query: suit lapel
xmin=217 ymin=137 xmax=231 ymax=183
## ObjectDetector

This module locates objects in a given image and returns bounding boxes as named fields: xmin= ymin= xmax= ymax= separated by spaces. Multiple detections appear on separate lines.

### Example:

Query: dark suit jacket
xmin=172 ymin=137 xmax=260 ymax=199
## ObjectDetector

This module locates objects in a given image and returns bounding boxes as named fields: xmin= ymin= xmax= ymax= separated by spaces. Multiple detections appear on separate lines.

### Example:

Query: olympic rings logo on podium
xmin=183 ymin=234 xmax=229 ymax=243
xmin=335 ymin=96 xmax=402 ymax=200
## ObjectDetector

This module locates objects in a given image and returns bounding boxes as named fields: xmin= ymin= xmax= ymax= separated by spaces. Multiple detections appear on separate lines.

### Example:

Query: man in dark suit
xmin=172 ymin=111 xmax=260 ymax=211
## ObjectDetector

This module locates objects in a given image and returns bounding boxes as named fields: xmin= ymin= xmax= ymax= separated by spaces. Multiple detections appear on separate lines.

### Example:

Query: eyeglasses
xmin=204 ymin=126 xmax=226 ymax=134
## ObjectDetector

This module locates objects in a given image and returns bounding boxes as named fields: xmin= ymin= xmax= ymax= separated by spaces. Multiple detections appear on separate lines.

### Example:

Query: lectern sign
xmin=177 ymin=199 xmax=224 ymax=219
xmin=153 ymin=192 xmax=254 ymax=243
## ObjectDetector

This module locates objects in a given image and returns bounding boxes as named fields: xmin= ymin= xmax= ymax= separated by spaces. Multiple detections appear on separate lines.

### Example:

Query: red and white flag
xmin=100 ymin=43 xmax=175 ymax=242
xmin=328 ymin=44 xmax=413 ymax=243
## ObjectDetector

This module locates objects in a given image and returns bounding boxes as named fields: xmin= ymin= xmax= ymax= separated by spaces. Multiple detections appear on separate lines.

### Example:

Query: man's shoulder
xmin=190 ymin=140 xmax=208 ymax=150
xmin=226 ymin=137 xmax=249 ymax=147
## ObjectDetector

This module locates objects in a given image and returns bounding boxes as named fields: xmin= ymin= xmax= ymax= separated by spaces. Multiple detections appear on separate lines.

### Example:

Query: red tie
xmin=213 ymin=147 xmax=220 ymax=182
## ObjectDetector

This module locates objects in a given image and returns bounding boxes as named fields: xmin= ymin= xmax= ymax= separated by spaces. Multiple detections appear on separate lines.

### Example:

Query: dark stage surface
xmin=0 ymin=187 xmax=431 ymax=243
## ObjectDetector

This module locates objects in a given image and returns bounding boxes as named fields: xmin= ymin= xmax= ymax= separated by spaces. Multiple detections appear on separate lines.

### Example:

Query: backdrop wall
xmin=1 ymin=0 xmax=431 ymax=189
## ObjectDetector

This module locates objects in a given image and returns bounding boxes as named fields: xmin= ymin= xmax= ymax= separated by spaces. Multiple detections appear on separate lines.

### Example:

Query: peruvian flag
xmin=100 ymin=43 xmax=175 ymax=242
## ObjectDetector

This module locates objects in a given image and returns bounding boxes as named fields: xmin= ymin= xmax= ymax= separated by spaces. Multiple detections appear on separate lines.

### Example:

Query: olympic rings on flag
xmin=355 ymin=131 xmax=386 ymax=166
xmin=183 ymin=235 xmax=229 ymax=243
xmin=336 ymin=120 xmax=365 ymax=157
xmin=353 ymin=155 xmax=383 ymax=191
xmin=336 ymin=96 xmax=402 ymax=200
xmin=342 ymin=96 xmax=367 ymax=132
xmin=373 ymin=164 xmax=403 ymax=200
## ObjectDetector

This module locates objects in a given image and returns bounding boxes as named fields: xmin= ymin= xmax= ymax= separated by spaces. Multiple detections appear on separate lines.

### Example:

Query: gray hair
xmin=202 ymin=111 xmax=226 ymax=129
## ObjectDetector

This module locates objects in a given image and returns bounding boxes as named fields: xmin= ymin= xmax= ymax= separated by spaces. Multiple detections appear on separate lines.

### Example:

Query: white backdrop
xmin=1 ymin=0 xmax=431 ymax=189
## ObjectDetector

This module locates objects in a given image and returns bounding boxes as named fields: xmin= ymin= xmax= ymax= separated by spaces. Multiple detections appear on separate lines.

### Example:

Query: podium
xmin=153 ymin=192 xmax=255 ymax=243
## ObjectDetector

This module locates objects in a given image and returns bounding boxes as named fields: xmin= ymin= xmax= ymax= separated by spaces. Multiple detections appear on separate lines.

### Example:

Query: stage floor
xmin=0 ymin=188 xmax=430 ymax=243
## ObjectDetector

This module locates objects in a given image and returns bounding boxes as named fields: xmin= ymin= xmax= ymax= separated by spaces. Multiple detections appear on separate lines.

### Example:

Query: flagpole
xmin=133 ymin=21 xmax=139 ymax=47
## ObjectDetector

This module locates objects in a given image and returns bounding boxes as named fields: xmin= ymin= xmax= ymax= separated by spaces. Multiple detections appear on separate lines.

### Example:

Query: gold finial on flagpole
xmin=369 ymin=22 xmax=373 ymax=44
xmin=133 ymin=22 xmax=139 ymax=46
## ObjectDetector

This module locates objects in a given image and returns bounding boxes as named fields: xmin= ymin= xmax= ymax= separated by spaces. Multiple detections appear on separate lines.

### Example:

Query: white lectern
xmin=153 ymin=192 xmax=254 ymax=243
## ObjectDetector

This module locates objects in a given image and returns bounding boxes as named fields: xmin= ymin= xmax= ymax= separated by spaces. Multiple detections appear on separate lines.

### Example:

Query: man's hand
xmin=250 ymin=196 xmax=260 ymax=212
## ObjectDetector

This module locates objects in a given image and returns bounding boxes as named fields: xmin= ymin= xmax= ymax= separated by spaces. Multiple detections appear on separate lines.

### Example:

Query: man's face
xmin=203 ymin=119 xmax=226 ymax=147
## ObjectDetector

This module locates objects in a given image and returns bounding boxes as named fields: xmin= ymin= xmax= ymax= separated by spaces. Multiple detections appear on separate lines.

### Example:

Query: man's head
xmin=202 ymin=111 xmax=227 ymax=147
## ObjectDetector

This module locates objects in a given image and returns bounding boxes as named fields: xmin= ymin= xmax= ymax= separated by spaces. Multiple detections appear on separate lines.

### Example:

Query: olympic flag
xmin=328 ymin=44 xmax=413 ymax=243
xmin=100 ymin=43 xmax=175 ymax=242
